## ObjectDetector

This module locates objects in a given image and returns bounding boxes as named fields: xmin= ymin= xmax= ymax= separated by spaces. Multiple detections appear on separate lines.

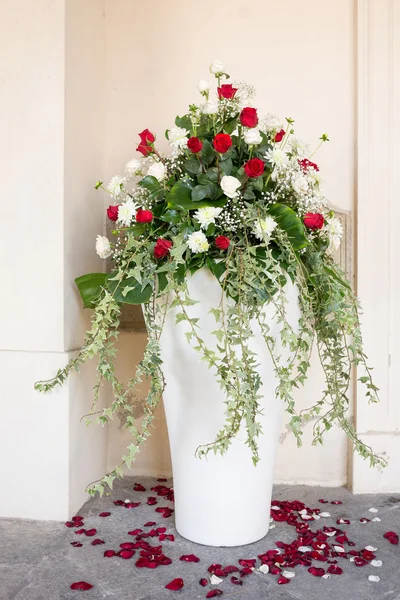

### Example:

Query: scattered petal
xmin=298 ymin=546 xmax=312 ymax=553
xmin=222 ymin=565 xmax=239 ymax=575
xmin=199 ymin=579 xmax=208 ymax=587
xmin=208 ymin=564 xmax=222 ymax=574
xmin=85 ymin=529 xmax=97 ymax=537
xmin=331 ymin=501 xmax=343 ymax=505
xmin=319 ymin=512 xmax=331 ymax=518
xmin=70 ymin=542 xmax=83 ymax=548
xmin=206 ymin=591 xmax=223 ymax=598
xmin=319 ymin=499 xmax=329 ymax=504
xmin=128 ymin=529 xmax=143 ymax=536
xmin=91 ymin=539 xmax=105 ymax=546
xmin=238 ymin=559 xmax=256 ymax=568
xmin=210 ymin=574 xmax=223 ymax=585
xmin=134 ymin=483 xmax=146 ymax=492
xmin=180 ymin=554 xmax=200 ymax=563
xmin=327 ymin=565 xmax=343 ymax=575
xmin=282 ymin=570 xmax=295 ymax=579
xmin=157 ymin=477 xmax=167 ymax=482
xmin=119 ymin=550 xmax=135 ymax=559
xmin=278 ymin=576 xmax=290 ymax=585
xmin=308 ymin=567 xmax=325 ymax=577
xmin=368 ymin=575 xmax=380 ymax=582
xmin=165 ymin=578 xmax=184 ymax=591
xmin=75 ymin=529 xmax=86 ymax=535
xmin=231 ymin=576 xmax=243 ymax=585
xmin=70 ymin=582 xmax=93 ymax=591
xmin=322 ymin=574 xmax=331 ymax=579
xmin=337 ymin=519 xmax=351 ymax=525
xmin=372 ymin=517 xmax=381 ymax=522
xmin=368 ymin=508 xmax=378 ymax=513
xmin=371 ymin=560 xmax=383 ymax=567
xmin=120 ymin=542 xmax=136 ymax=550
xmin=144 ymin=522 xmax=156 ymax=527
xmin=384 ymin=531 xmax=399 ymax=545
xmin=65 ymin=521 xmax=75 ymax=528
xmin=359 ymin=518 xmax=370 ymax=524
xmin=104 ymin=550 xmax=115 ymax=557
xmin=259 ymin=564 xmax=269 ymax=574
xmin=99 ymin=512 xmax=111 ymax=517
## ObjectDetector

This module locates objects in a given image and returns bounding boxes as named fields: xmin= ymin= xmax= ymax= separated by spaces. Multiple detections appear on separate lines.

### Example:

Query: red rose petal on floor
xmin=335 ymin=535 xmax=348 ymax=544
xmin=125 ymin=502 xmax=141 ymax=508
xmin=120 ymin=542 xmax=136 ymax=550
xmin=213 ymin=568 xmax=225 ymax=577
xmin=180 ymin=554 xmax=200 ymax=562
xmin=135 ymin=557 xmax=148 ymax=568
xmin=144 ymin=522 xmax=156 ymax=527
xmin=75 ymin=529 xmax=86 ymax=535
xmin=269 ymin=566 xmax=282 ymax=575
xmin=359 ymin=518 xmax=370 ymax=523
xmin=336 ymin=519 xmax=350 ymax=525
xmin=354 ymin=557 xmax=367 ymax=567
xmin=199 ymin=578 xmax=208 ymax=587
xmin=65 ymin=521 xmax=75 ymax=528
xmin=104 ymin=550 xmax=115 ymax=557
xmin=148 ymin=529 xmax=158 ymax=537
xmin=128 ymin=529 xmax=143 ymax=536
xmin=384 ymin=531 xmax=399 ymax=545
xmin=114 ymin=500 xmax=124 ymax=506
xmin=157 ymin=477 xmax=167 ymax=482
xmin=70 ymin=581 xmax=93 ymax=590
xmin=239 ymin=559 xmax=256 ymax=568
xmin=361 ymin=550 xmax=376 ymax=561
xmin=72 ymin=516 xmax=84 ymax=522
xmin=85 ymin=529 xmax=97 ymax=537
xmin=206 ymin=591 xmax=223 ymax=598
xmin=308 ymin=567 xmax=325 ymax=577
xmin=231 ymin=576 xmax=243 ymax=585
xmin=165 ymin=578 xmax=184 ymax=591
xmin=166 ymin=534 xmax=175 ymax=541
xmin=327 ymin=565 xmax=343 ymax=575
xmin=278 ymin=576 xmax=290 ymax=585
xmin=91 ymin=539 xmax=105 ymax=546
xmin=157 ymin=527 xmax=167 ymax=534
xmin=134 ymin=483 xmax=146 ymax=492
xmin=70 ymin=542 xmax=83 ymax=547
xmin=223 ymin=565 xmax=239 ymax=575
xmin=240 ymin=567 xmax=253 ymax=577
xmin=319 ymin=499 xmax=329 ymax=503
xmin=119 ymin=549 xmax=135 ymax=559
xmin=208 ymin=564 xmax=222 ymax=573
xmin=331 ymin=501 xmax=343 ymax=505
xmin=99 ymin=512 xmax=111 ymax=517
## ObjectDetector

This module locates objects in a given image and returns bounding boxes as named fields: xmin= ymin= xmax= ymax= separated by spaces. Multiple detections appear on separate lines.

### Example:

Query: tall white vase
xmin=158 ymin=267 xmax=301 ymax=547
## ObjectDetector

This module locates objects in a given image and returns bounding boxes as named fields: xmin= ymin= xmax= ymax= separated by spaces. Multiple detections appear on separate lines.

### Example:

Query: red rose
xmin=217 ymin=84 xmax=238 ymax=100
xmin=303 ymin=213 xmax=324 ymax=230
xmin=137 ymin=128 xmax=155 ymax=156
xmin=154 ymin=239 xmax=173 ymax=259
xmin=107 ymin=205 xmax=119 ymax=222
xmin=274 ymin=129 xmax=285 ymax=143
xmin=244 ymin=158 xmax=264 ymax=178
xmin=240 ymin=107 xmax=258 ymax=128
xmin=213 ymin=133 xmax=232 ymax=154
xmin=187 ymin=137 xmax=203 ymax=153
xmin=136 ymin=208 xmax=153 ymax=223
xmin=215 ymin=236 xmax=230 ymax=250
xmin=299 ymin=158 xmax=319 ymax=172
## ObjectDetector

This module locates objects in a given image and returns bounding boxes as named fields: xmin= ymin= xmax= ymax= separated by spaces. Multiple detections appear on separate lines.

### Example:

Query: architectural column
xmin=351 ymin=0 xmax=400 ymax=492
xmin=0 ymin=0 xmax=108 ymax=519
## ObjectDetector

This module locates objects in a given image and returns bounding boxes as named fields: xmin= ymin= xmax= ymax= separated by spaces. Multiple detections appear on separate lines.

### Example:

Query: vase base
xmin=175 ymin=523 xmax=271 ymax=548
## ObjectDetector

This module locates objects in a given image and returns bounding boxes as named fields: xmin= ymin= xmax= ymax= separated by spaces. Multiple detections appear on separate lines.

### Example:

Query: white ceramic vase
xmin=158 ymin=267 xmax=301 ymax=547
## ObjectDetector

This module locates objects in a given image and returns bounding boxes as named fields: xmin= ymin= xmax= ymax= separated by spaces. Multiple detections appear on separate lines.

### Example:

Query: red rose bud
xmin=136 ymin=208 xmax=153 ymax=223
xmin=154 ymin=238 xmax=173 ymax=259
xmin=299 ymin=158 xmax=320 ymax=172
xmin=215 ymin=236 xmax=230 ymax=250
xmin=187 ymin=137 xmax=203 ymax=153
xmin=213 ymin=133 xmax=232 ymax=154
xmin=303 ymin=213 xmax=324 ymax=230
xmin=274 ymin=129 xmax=285 ymax=143
xmin=137 ymin=128 xmax=155 ymax=156
xmin=107 ymin=205 xmax=119 ymax=222
xmin=240 ymin=107 xmax=258 ymax=128
xmin=217 ymin=84 xmax=238 ymax=100
xmin=244 ymin=158 xmax=265 ymax=178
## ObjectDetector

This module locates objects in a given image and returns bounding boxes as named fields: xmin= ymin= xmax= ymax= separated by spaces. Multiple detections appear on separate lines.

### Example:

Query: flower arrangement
xmin=36 ymin=60 xmax=384 ymax=495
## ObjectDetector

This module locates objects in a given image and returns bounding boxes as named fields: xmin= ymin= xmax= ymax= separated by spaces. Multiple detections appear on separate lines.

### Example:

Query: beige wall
xmin=105 ymin=0 xmax=356 ymax=485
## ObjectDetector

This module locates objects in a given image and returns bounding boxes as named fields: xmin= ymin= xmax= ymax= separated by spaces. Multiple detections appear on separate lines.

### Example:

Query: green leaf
xmin=138 ymin=175 xmax=160 ymax=194
xmin=106 ymin=273 xmax=152 ymax=305
xmin=175 ymin=114 xmax=192 ymax=132
xmin=201 ymin=139 xmax=215 ymax=166
xmin=269 ymin=203 xmax=309 ymax=250
xmin=243 ymin=187 xmax=255 ymax=200
xmin=166 ymin=180 xmax=194 ymax=209
xmin=184 ymin=157 xmax=201 ymax=175
xmin=191 ymin=185 xmax=209 ymax=202
xmin=223 ymin=118 xmax=238 ymax=135
xmin=157 ymin=272 xmax=168 ymax=292
xmin=75 ymin=273 xmax=107 ymax=308
xmin=206 ymin=257 xmax=226 ymax=281
xmin=159 ymin=209 xmax=181 ymax=224
xmin=220 ymin=158 xmax=233 ymax=176
xmin=125 ymin=224 xmax=146 ymax=236
xmin=253 ymin=177 xmax=264 ymax=192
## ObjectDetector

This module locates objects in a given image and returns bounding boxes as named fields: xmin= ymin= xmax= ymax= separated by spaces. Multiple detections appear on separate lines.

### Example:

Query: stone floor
xmin=1 ymin=478 xmax=400 ymax=600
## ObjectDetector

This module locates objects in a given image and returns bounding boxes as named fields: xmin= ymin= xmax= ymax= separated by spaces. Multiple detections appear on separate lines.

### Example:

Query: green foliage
xmin=268 ymin=204 xmax=309 ymax=250
xmin=75 ymin=273 xmax=107 ymax=308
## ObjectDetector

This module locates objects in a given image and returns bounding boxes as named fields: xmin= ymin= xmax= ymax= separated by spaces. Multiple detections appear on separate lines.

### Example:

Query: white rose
xmin=203 ymin=100 xmax=219 ymax=115
xmin=187 ymin=231 xmax=209 ymax=254
xmin=252 ymin=217 xmax=277 ymax=241
xmin=125 ymin=159 xmax=142 ymax=175
xmin=147 ymin=161 xmax=165 ymax=182
xmin=292 ymin=174 xmax=309 ymax=195
xmin=244 ymin=129 xmax=262 ymax=146
xmin=220 ymin=175 xmax=241 ymax=199
xmin=194 ymin=207 xmax=222 ymax=229
xmin=117 ymin=198 xmax=137 ymax=227
xmin=210 ymin=59 xmax=225 ymax=75
xmin=95 ymin=235 xmax=112 ymax=259
xmin=168 ymin=126 xmax=189 ymax=149
xmin=197 ymin=79 xmax=210 ymax=93
xmin=263 ymin=113 xmax=284 ymax=132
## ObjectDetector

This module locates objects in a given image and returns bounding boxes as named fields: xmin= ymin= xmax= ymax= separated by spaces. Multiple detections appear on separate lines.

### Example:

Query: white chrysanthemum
xmin=244 ymin=129 xmax=262 ymax=146
xmin=125 ymin=159 xmax=142 ymax=176
xmin=253 ymin=216 xmax=277 ymax=241
xmin=203 ymin=100 xmax=219 ymax=115
xmin=194 ymin=206 xmax=222 ymax=229
xmin=197 ymin=79 xmax=210 ymax=93
xmin=307 ymin=170 xmax=322 ymax=187
xmin=292 ymin=174 xmax=309 ymax=195
xmin=148 ymin=160 xmax=165 ymax=182
xmin=187 ymin=231 xmax=209 ymax=253
xmin=287 ymin=137 xmax=309 ymax=158
xmin=95 ymin=235 xmax=112 ymax=259
xmin=117 ymin=198 xmax=138 ymax=227
xmin=220 ymin=175 xmax=241 ymax=199
xmin=262 ymin=113 xmax=284 ymax=132
xmin=107 ymin=175 xmax=126 ymax=198
xmin=265 ymin=148 xmax=289 ymax=167
xmin=168 ymin=126 xmax=189 ymax=149
xmin=325 ymin=216 xmax=343 ymax=250
xmin=210 ymin=59 xmax=225 ymax=75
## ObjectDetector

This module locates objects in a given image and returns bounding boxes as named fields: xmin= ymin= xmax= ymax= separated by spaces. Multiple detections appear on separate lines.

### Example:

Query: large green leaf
xmin=175 ymin=114 xmax=192 ymax=132
xmin=106 ymin=273 xmax=153 ymax=305
xmin=268 ymin=203 xmax=309 ymax=250
xmin=167 ymin=179 xmax=226 ymax=210
xmin=201 ymin=139 xmax=215 ymax=166
xmin=138 ymin=175 xmax=161 ymax=200
xmin=75 ymin=273 xmax=107 ymax=308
